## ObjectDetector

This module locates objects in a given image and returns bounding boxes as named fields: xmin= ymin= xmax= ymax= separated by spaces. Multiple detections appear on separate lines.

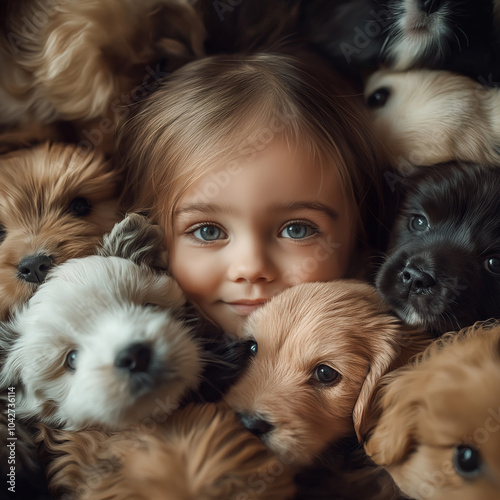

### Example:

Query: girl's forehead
xmin=175 ymin=141 xmax=346 ymax=211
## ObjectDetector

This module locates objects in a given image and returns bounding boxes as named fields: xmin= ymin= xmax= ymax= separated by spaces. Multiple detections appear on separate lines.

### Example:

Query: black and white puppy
xmin=383 ymin=0 xmax=499 ymax=81
xmin=376 ymin=163 xmax=500 ymax=334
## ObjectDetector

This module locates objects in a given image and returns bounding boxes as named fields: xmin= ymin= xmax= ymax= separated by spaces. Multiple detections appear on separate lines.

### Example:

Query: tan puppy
xmin=364 ymin=69 xmax=500 ymax=167
xmin=38 ymin=403 xmax=297 ymax=500
xmin=365 ymin=321 xmax=500 ymax=500
xmin=0 ymin=142 xmax=122 ymax=320
xmin=225 ymin=280 xmax=431 ymax=466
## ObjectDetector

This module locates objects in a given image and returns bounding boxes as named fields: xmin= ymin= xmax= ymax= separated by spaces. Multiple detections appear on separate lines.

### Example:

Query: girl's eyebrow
xmin=269 ymin=202 xmax=339 ymax=220
xmin=175 ymin=201 xmax=338 ymax=219
xmin=174 ymin=203 xmax=238 ymax=217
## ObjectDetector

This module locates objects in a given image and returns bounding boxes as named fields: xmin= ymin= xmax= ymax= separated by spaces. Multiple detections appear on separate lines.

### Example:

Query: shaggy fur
xmin=37 ymin=403 xmax=297 ymax=500
xmin=225 ymin=280 xmax=431 ymax=466
xmin=376 ymin=163 xmax=500 ymax=334
xmin=0 ymin=0 xmax=205 ymax=152
xmin=365 ymin=320 xmax=500 ymax=500
xmin=364 ymin=68 xmax=500 ymax=167
xmin=0 ymin=141 xmax=122 ymax=321
xmin=0 ymin=214 xmax=201 ymax=431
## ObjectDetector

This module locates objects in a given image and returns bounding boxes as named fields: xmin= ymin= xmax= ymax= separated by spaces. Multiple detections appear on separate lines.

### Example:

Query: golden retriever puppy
xmin=224 ymin=280 xmax=431 ymax=466
xmin=364 ymin=69 xmax=500 ymax=167
xmin=0 ymin=0 xmax=205 ymax=152
xmin=38 ymin=403 xmax=297 ymax=500
xmin=365 ymin=320 xmax=500 ymax=500
xmin=0 ymin=142 xmax=122 ymax=320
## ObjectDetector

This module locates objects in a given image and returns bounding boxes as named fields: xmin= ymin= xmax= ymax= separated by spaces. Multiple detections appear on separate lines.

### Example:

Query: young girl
xmin=120 ymin=52 xmax=387 ymax=336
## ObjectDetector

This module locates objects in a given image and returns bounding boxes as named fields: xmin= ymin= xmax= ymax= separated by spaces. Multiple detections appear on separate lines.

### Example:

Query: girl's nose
xmin=227 ymin=238 xmax=276 ymax=284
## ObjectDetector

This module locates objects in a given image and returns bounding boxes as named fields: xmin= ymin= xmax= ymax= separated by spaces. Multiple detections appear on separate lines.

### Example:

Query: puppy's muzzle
xmin=238 ymin=412 xmax=274 ymax=437
xmin=17 ymin=253 xmax=54 ymax=283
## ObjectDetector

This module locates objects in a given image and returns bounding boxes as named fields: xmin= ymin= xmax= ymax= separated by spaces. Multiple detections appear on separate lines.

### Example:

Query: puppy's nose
xmin=402 ymin=264 xmax=436 ymax=292
xmin=17 ymin=254 xmax=53 ymax=283
xmin=419 ymin=0 xmax=441 ymax=15
xmin=238 ymin=412 xmax=274 ymax=437
xmin=115 ymin=343 xmax=152 ymax=373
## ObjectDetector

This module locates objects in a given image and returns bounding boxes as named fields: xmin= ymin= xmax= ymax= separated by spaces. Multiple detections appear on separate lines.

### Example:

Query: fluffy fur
xmin=364 ymin=68 xmax=500 ymax=167
xmin=0 ymin=214 xmax=201 ymax=431
xmin=0 ymin=141 xmax=122 ymax=321
xmin=376 ymin=163 xmax=500 ymax=334
xmin=37 ymin=403 xmax=297 ymax=500
xmin=0 ymin=0 xmax=205 ymax=153
xmin=224 ymin=280 xmax=431 ymax=466
xmin=365 ymin=320 xmax=500 ymax=500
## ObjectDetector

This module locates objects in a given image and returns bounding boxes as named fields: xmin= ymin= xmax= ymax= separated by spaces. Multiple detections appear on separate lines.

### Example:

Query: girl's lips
xmin=225 ymin=300 xmax=268 ymax=316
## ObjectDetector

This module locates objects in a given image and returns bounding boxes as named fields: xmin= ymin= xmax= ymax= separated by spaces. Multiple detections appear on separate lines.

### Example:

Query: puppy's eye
xmin=313 ymin=364 xmax=340 ymax=385
xmin=366 ymin=87 xmax=391 ymax=108
xmin=485 ymin=257 xmax=500 ymax=276
xmin=409 ymin=215 xmax=429 ymax=232
xmin=248 ymin=340 xmax=258 ymax=356
xmin=69 ymin=197 xmax=92 ymax=216
xmin=453 ymin=444 xmax=482 ymax=477
xmin=144 ymin=302 xmax=162 ymax=309
xmin=0 ymin=225 xmax=6 ymax=243
xmin=65 ymin=350 xmax=78 ymax=371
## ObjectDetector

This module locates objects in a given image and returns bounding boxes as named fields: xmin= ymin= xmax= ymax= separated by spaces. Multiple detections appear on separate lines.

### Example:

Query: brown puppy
xmin=364 ymin=69 xmax=500 ymax=167
xmin=0 ymin=142 xmax=122 ymax=320
xmin=365 ymin=320 xmax=500 ymax=500
xmin=225 ymin=280 xmax=431 ymax=466
xmin=38 ymin=403 xmax=297 ymax=500
xmin=0 ymin=0 xmax=205 ymax=153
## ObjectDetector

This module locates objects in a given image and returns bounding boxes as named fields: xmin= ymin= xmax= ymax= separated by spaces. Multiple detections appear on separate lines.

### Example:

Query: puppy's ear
xmin=0 ymin=320 xmax=22 ymax=388
xmin=353 ymin=327 xmax=431 ymax=442
xmin=99 ymin=213 xmax=167 ymax=270
xmin=363 ymin=369 xmax=421 ymax=467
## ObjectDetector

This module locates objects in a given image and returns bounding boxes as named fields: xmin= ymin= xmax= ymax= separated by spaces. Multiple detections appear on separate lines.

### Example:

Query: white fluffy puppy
xmin=364 ymin=69 xmax=500 ymax=167
xmin=0 ymin=214 xmax=201 ymax=430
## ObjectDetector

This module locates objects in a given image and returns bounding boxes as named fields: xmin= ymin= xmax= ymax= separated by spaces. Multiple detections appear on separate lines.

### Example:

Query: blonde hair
xmin=120 ymin=52 xmax=386 ymax=250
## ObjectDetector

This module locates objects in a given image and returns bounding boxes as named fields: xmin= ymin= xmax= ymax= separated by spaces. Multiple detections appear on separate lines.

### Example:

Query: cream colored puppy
xmin=364 ymin=69 xmax=500 ymax=167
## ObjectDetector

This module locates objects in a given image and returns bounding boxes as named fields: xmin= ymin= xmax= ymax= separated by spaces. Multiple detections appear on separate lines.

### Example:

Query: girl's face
xmin=169 ymin=141 xmax=355 ymax=335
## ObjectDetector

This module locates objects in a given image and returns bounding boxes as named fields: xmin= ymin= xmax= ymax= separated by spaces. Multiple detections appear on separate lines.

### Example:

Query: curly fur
xmin=0 ymin=141 xmax=122 ymax=321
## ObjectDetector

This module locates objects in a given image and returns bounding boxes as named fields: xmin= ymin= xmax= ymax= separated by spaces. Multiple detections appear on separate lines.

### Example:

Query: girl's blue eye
xmin=281 ymin=223 xmax=316 ymax=240
xmin=192 ymin=225 xmax=226 ymax=241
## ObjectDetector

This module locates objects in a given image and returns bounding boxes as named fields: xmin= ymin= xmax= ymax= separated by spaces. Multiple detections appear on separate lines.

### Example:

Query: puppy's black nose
xmin=402 ymin=264 xmax=436 ymax=292
xmin=17 ymin=254 xmax=53 ymax=283
xmin=419 ymin=0 xmax=440 ymax=15
xmin=238 ymin=412 xmax=274 ymax=437
xmin=115 ymin=343 xmax=152 ymax=373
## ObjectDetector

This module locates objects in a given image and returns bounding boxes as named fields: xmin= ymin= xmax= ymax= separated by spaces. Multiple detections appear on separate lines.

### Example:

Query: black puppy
xmin=376 ymin=163 xmax=500 ymax=334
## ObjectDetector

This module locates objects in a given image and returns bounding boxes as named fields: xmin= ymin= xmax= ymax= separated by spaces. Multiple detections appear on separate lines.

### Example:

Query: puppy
xmin=37 ymin=403 xmax=297 ymax=500
xmin=224 ymin=280 xmax=431 ymax=466
xmin=382 ymin=0 xmax=498 ymax=77
xmin=365 ymin=320 xmax=500 ymax=500
xmin=0 ymin=141 xmax=122 ymax=321
xmin=365 ymin=68 xmax=500 ymax=167
xmin=376 ymin=163 xmax=500 ymax=334
xmin=0 ymin=213 xmax=204 ymax=431
xmin=0 ymin=0 xmax=205 ymax=152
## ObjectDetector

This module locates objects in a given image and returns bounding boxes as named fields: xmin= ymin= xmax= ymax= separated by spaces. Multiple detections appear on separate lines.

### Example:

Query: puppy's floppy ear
xmin=363 ymin=368 xmax=422 ymax=467
xmin=353 ymin=326 xmax=431 ymax=442
xmin=99 ymin=213 xmax=167 ymax=270
xmin=0 ymin=320 xmax=22 ymax=388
